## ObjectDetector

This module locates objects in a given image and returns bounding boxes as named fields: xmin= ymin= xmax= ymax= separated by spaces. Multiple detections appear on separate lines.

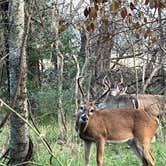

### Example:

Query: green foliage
xmin=31 ymin=86 xmax=58 ymax=117
xmin=30 ymin=82 xmax=75 ymax=121
xmin=60 ymin=27 xmax=80 ymax=55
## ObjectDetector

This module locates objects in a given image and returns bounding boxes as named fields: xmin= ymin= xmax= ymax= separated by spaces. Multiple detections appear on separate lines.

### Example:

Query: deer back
xmin=99 ymin=92 xmax=138 ymax=109
xmin=132 ymin=94 xmax=165 ymax=116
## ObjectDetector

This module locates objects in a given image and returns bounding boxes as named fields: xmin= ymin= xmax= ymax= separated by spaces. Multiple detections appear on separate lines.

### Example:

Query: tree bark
xmin=8 ymin=0 xmax=30 ymax=164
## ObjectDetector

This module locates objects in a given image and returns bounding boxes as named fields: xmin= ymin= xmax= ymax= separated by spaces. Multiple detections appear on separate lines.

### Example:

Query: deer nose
xmin=81 ymin=114 xmax=88 ymax=122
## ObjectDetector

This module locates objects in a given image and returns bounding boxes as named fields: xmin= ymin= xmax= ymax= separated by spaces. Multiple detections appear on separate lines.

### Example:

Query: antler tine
xmin=118 ymin=73 xmax=124 ymax=86
xmin=77 ymin=76 xmax=85 ymax=98
xmin=103 ymin=75 xmax=111 ymax=89
xmin=94 ymin=85 xmax=110 ymax=104
xmin=121 ymin=86 xmax=127 ymax=94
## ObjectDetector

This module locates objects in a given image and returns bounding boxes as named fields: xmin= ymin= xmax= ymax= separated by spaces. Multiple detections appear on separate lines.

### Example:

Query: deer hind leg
xmin=130 ymin=140 xmax=155 ymax=166
xmin=84 ymin=141 xmax=92 ymax=166
xmin=142 ymin=144 xmax=155 ymax=166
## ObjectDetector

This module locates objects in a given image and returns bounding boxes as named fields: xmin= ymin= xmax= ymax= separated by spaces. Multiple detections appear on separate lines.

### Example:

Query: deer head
xmin=75 ymin=76 xmax=110 ymax=133
xmin=98 ymin=75 xmax=138 ymax=109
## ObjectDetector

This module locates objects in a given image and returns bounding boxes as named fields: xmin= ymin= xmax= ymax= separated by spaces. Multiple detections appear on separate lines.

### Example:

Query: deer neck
xmin=78 ymin=117 xmax=89 ymax=134
xmin=82 ymin=119 xmax=89 ymax=133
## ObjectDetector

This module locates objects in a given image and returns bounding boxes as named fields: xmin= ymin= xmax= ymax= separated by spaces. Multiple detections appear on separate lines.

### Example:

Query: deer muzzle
xmin=80 ymin=113 xmax=89 ymax=122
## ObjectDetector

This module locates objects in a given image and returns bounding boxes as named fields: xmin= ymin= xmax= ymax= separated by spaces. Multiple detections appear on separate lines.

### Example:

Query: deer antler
xmin=93 ymin=85 xmax=110 ymax=104
xmin=120 ymin=86 xmax=127 ymax=94
xmin=77 ymin=76 xmax=85 ymax=98
xmin=117 ymin=73 xmax=124 ymax=86
xmin=77 ymin=76 xmax=110 ymax=103
xmin=102 ymin=75 xmax=111 ymax=89
xmin=92 ymin=75 xmax=111 ymax=103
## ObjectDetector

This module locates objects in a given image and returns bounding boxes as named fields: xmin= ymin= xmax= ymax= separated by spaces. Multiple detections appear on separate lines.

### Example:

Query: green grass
xmin=0 ymin=119 xmax=166 ymax=166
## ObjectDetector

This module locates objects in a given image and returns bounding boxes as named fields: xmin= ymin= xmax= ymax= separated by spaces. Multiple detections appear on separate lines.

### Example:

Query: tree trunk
xmin=50 ymin=1 xmax=67 ymax=138
xmin=89 ymin=23 xmax=114 ymax=98
xmin=8 ymin=0 xmax=30 ymax=164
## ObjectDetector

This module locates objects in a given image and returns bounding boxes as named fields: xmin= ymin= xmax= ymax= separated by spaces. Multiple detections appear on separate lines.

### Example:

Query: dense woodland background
xmin=0 ymin=0 xmax=166 ymax=165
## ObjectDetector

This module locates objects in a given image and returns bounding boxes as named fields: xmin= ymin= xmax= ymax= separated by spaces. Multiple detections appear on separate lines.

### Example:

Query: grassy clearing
xmin=0 ymin=119 xmax=166 ymax=166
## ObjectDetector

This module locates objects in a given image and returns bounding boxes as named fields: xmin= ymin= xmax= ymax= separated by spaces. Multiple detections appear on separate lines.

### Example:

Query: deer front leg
xmin=84 ymin=141 xmax=92 ymax=166
xmin=96 ymin=138 xmax=105 ymax=166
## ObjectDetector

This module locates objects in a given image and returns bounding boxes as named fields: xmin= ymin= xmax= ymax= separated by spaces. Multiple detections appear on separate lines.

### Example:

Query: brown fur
xmin=76 ymin=99 xmax=159 ymax=166
xmin=133 ymin=95 xmax=165 ymax=116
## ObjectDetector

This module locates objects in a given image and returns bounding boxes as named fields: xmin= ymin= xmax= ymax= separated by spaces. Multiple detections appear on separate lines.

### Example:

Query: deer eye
xmin=80 ymin=106 xmax=84 ymax=113
xmin=90 ymin=108 xmax=94 ymax=112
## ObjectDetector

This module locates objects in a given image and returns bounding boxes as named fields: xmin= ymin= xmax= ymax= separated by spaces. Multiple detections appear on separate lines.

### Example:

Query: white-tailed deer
xmin=76 ymin=77 xmax=159 ymax=166
xmin=100 ymin=81 xmax=165 ymax=117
